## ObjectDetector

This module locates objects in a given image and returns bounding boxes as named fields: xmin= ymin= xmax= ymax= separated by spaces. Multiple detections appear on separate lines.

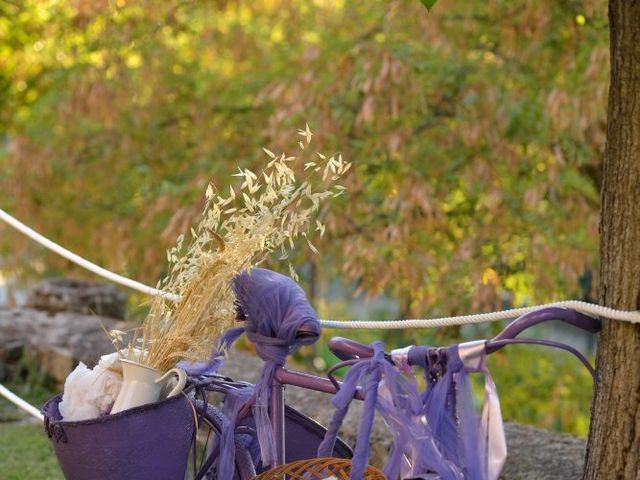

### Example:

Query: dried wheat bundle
xmin=120 ymin=126 xmax=350 ymax=372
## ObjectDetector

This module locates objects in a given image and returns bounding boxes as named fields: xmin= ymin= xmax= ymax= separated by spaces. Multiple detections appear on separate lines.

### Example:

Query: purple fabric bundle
xmin=232 ymin=268 xmax=321 ymax=466
xmin=317 ymin=342 xmax=387 ymax=478
xmin=217 ymin=385 xmax=257 ymax=480
xmin=375 ymin=362 xmax=464 ymax=480
xmin=319 ymin=340 xmax=506 ymax=480
xmin=317 ymin=343 xmax=463 ymax=480
xmin=179 ymin=268 xmax=319 ymax=473
xmin=405 ymin=342 xmax=506 ymax=480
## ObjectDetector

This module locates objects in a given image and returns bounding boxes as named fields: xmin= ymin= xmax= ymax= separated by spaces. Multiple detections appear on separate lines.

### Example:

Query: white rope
xmin=0 ymin=209 xmax=179 ymax=302
xmin=0 ymin=383 xmax=44 ymax=422
xmin=3 ymin=209 xmax=640 ymax=426
xmin=319 ymin=300 xmax=640 ymax=329
xmin=2 ymin=207 xmax=640 ymax=327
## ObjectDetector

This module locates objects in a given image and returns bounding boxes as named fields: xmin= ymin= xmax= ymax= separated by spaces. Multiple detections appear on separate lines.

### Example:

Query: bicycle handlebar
xmin=328 ymin=307 xmax=601 ymax=363
xmin=490 ymin=307 xmax=600 ymax=342
xmin=485 ymin=337 xmax=596 ymax=378
xmin=328 ymin=336 xmax=377 ymax=361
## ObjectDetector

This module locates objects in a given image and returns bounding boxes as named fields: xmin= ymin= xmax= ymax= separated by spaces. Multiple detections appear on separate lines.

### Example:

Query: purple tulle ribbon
xmin=217 ymin=385 xmax=256 ymax=480
xmin=319 ymin=340 xmax=507 ymax=480
xmin=232 ymin=268 xmax=321 ymax=467
xmin=316 ymin=341 xmax=451 ymax=480
xmin=317 ymin=341 xmax=387 ymax=479
xmin=375 ymin=367 xmax=463 ymax=479
xmin=407 ymin=341 xmax=507 ymax=480
xmin=179 ymin=268 xmax=319 ymax=474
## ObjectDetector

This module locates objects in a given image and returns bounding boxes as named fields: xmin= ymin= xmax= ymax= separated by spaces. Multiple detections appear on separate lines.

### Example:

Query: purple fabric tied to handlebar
xmin=318 ymin=340 xmax=507 ymax=480
xmin=317 ymin=341 xmax=462 ymax=479
xmin=232 ymin=268 xmax=321 ymax=466
xmin=218 ymin=384 xmax=257 ymax=480
xmin=316 ymin=342 xmax=459 ymax=479
xmin=404 ymin=341 xmax=507 ymax=480
xmin=318 ymin=342 xmax=390 ymax=479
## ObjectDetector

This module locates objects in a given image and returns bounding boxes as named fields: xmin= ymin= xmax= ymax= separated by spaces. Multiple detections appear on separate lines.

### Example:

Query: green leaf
xmin=420 ymin=0 xmax=438 ymax=10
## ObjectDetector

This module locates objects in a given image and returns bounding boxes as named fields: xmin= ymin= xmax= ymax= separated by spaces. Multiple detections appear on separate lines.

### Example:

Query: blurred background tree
xmin=0 ymin=0 xmax=607 ymax=435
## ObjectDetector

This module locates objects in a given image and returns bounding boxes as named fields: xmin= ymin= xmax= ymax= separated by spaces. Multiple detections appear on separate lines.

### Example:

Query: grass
xmin=1 ymin=358 xmax=57 ymax=423
xmin=0 ymin=423 xmax=63 ymax=480
xmin=0 ymin=353 xmax=63 ymax=479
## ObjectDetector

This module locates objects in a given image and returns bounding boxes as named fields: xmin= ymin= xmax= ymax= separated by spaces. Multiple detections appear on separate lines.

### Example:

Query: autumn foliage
xmin=0 ymin=1 xmax=606 ymax=318
xmin=0 ymin=0 xmax=607 ymax=436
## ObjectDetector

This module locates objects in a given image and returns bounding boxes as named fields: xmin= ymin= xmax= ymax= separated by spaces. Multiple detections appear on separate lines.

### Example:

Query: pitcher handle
xmin=156 ymin=368 xmax=187 ymax=398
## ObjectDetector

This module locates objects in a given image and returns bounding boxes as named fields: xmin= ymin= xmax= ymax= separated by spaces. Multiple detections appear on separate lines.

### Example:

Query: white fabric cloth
xmin=458 ymin=340 xmax=507 ymax=480
xmin=58 ymin=352 xmax=123 ymax=421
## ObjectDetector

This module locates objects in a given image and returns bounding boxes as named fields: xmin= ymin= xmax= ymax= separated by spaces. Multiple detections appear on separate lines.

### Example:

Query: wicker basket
xmin=254 ymin=457 xmax=387 ymax=479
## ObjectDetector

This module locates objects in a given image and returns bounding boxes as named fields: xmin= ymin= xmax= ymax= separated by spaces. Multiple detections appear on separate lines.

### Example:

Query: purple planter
xmin=43 ymin=394 xmax=195 ymax=480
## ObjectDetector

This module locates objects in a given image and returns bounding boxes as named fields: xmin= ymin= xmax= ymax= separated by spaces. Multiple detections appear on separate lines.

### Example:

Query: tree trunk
xmin=583 ymin=1 xmax=640 ymax=479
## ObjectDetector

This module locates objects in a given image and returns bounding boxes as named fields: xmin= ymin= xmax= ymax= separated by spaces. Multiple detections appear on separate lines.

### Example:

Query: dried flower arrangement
xmin=116 ymin=126 xmax=350 ymax=372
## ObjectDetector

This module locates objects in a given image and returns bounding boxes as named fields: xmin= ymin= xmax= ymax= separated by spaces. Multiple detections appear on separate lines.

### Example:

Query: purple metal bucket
xmin=43 ymin=393 xmax=196 ymax=480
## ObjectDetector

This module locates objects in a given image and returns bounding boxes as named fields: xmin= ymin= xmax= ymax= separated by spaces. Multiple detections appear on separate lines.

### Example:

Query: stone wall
xmin=25 ymin=277 xmax=126 ymax=319
xmin=0 ymin=278 xmax=128 ymax=384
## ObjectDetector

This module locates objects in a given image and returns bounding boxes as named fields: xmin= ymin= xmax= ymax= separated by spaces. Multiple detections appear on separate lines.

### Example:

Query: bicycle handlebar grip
xmin=492 ymin=307 xmax=601 ymax=342
xmin=328 ymin=336 xmax=375 ymax=361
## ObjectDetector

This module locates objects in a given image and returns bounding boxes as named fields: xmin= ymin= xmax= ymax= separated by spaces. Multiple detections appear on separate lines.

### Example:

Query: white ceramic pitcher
xmin=110 ymin=359 xmax=186 ymax=414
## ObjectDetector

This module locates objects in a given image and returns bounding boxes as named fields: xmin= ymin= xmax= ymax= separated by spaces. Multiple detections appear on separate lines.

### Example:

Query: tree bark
xmin=583 ymin=1 xmax=640 ymax=479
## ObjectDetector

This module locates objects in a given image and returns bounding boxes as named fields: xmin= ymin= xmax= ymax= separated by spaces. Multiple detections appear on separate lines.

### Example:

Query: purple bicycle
xmin=182 ymin=269 xmax=599 ymax=479
xmin=43 ymin=268 xmax=599 ymax=479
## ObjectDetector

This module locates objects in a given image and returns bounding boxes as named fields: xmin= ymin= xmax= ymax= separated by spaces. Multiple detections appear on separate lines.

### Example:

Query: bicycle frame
xmin=269 ymin=365 xmax=365 ymax=467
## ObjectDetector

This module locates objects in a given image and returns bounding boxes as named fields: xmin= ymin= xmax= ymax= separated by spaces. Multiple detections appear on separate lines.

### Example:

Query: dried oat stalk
xmin=122 ymin=126 xmax=350 ymax=372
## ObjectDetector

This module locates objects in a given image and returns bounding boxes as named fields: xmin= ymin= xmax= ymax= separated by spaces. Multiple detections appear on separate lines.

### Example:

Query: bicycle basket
xmin=253 ymin=457 xmax=387 ymax=479
xmin=42 ymin=393 xmax=196 ymax=480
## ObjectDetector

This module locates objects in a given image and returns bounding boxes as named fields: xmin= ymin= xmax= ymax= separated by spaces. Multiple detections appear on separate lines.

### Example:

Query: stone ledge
xmin=0 ymin=307 xmax=126 ymax=384
xmin=25 ymin=277 xmax=126 ymax=320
